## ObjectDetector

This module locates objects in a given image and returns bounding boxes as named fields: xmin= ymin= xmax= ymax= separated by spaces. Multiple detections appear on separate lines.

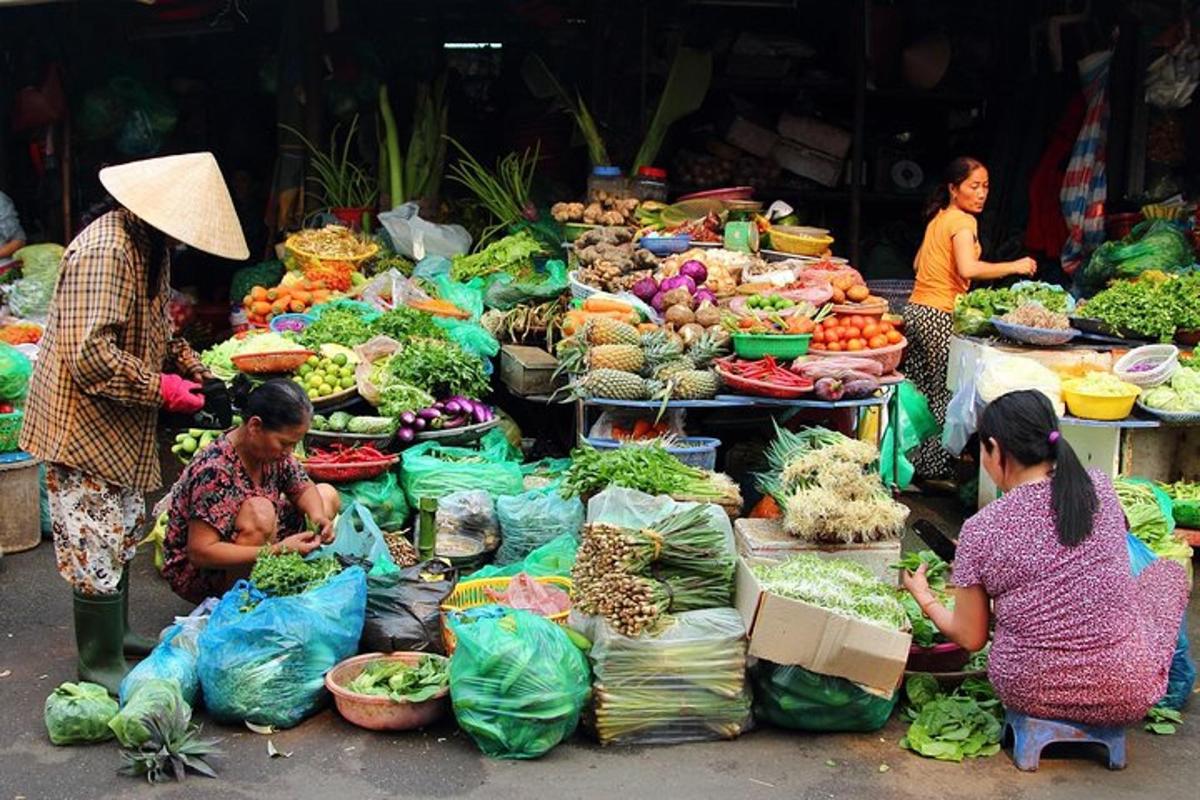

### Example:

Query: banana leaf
xmin=632 ymin=47 xmax=713 ymax=173
xmin=520 ymin=54 xmax=610 ymax=167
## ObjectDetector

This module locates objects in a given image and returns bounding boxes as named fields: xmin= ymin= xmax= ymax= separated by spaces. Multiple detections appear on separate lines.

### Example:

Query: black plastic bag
xmin=361 ymin=560 xmax=458 ymax=654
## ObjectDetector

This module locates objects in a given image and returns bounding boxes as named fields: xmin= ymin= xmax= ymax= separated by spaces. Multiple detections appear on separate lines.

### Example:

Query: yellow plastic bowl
xmin=769 ymin=225 xmax=834 ymax=256
xmin=1061 ymin=385 xmax=1139 ymax=421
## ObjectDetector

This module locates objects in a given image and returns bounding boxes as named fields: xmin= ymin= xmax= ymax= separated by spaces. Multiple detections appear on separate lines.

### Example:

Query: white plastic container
xmin=1114 ymin=344 xmax=1179 ymax=388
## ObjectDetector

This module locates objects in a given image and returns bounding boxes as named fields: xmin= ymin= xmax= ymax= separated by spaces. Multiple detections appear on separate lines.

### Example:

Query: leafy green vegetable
xmin=370 ymin=306 xmax=447 ymax=341
xmin=561 ymin=443 xmax=740 ymax=504
xmin=385 ymin=338 xmax=489 ymax=399
xmin=344 ymin=656 xmax=448 ymax=703
xmin=300 ymin=308 xmax=374 ymax=349
xmin=249 ymin=552 xmax=342 ymax=598
xmin=44 ymin=682 xmax=119 ymax=745
xmin=899 ymin=674 xmax=1003 ymax=762
xmin=751 ymin=555 xmax=909 ymax=631
xmin=377 ymin=382 xmax=435 ymax=418
xmin=230 ymin=261 xmax=286 ymax=306
xmin=450 ymin=230 xmax=546 ymax=282
xmin=1078 ymin=279 xmax=1178 ymax=341
xmin=1145 ymin=705 xmax=1183 ymax=735
xmin=1081 ymin=220 xmax=1194 ymax=294
xmin=1142 ymin=368 xmax=1200 ymax=413
xmin=953 ymin=283 xmax=1072 ymax=336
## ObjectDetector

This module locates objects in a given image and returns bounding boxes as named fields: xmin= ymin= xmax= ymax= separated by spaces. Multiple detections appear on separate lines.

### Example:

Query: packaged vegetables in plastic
xmin=400 ymin=434 xmax=525 ymax=505
xmin=448 ymin=608 xmax=591 ymax=759
xmin=44 ymin=682 xmax=119 ymax=745
xmin=495 ymin=486 xmax=584 ymax=565
xmin=435 ymin=490 xmax=500 ymax=556
xmin=119 ymin=604 xmax=211 ymax=706
xmin=751 ymin=662 xmax=898 ymax=733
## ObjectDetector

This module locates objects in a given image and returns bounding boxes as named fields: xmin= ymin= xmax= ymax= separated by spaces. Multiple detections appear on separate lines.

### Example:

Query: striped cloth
xmin=1059 ymin=50 xmax=1113 ymax=276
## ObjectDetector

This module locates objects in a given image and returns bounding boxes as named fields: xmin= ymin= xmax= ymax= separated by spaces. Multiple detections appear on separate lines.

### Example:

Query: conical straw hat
xmin=99 ymin=152 xmax=249 ymax=260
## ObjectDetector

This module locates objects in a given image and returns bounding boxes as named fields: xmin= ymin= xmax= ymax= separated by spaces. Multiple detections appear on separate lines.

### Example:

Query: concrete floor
xmin=2 ymin=532 xmax=1199 ymax=800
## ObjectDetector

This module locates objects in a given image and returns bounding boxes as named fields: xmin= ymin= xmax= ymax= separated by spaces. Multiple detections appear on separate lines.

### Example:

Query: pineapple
xmin=640 ymin=330 xmax=684 ymax=373
xmin=570 ymin=369 xmax=649 ymax=400
xmin=553 ymin=337 xmax=587 ymax=378
xmin=669 ymin=369 xmax=722 ymax=400
xmin=654 ymin=359 xmax=696 ymax=381
xmin=585 ymin=318 xmax=640 ymax=347
xmin=118 ymin=702 xmax=221 ymax=784
xmin=589 ymin=344 xmax=645 ymax=373
xmin=687 ymin=332 xmax=728 ymax=370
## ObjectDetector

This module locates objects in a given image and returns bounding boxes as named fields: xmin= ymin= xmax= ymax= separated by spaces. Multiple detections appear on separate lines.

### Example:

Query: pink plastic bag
xmin=484 ymin=572 xmax=570 ymax=616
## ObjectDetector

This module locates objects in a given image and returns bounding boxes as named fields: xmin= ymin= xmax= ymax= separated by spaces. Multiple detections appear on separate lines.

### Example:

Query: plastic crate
xmin=584 ymin=436 xmax=721 ymax=471
xmin=0 ymin=411 xmax=23 ymax=453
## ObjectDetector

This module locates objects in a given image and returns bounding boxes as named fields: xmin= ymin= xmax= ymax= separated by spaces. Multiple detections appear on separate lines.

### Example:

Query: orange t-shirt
xmin=909 ymin=207 xmax=981 ymax=313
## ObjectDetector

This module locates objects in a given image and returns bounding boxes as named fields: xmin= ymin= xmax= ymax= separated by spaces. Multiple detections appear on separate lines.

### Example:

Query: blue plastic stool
xmin=1004 ymin=711 xmax=1127 ymax=771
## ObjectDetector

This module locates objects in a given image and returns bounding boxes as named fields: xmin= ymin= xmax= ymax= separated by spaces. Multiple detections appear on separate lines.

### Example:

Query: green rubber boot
xmin=73 ymin=590 xmax=129 ymax=695
xmin=118 ymin=572 xmax=157 ymax=657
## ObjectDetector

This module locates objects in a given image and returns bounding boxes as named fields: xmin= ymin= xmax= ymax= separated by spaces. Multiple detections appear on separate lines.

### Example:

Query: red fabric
xmin=1025 ymin=95 xmax=1086 ymax=258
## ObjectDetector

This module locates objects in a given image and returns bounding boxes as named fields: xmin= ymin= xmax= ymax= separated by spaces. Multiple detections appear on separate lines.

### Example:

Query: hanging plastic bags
xmin=449 ymin=608 xmax=591 ymax=759
xmin=495 ymin=486 xmax=584 ymax=565
xmin=1126 ymin=534 xmax=1196 ymax=711
xmin=197 ymin=567 xmax=367 ymax=728
xmin=378 ymin=202 xmax=472 ymax=260
xmin=751 ymin=661 xmax=898 ymax=732
xmin=336 ymin=472 xmax=410 ymax=531
xmin=361 ymin=560 xmax=459 ymax=654
xmin=44 ymin=682 xmax=118 ymax=745
xmin=881 ymin=380 xmax=941 ymax=488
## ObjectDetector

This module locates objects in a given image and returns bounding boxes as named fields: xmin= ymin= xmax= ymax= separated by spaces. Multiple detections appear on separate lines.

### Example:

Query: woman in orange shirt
xmin=904 ymin=157 xmax=1037 ymax=480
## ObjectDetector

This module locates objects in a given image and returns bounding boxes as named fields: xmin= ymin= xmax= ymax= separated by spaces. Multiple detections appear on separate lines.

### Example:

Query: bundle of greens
xmin=116 ymin=683 xmax=220 ymax=784
xmin=572 ymin=504 xmax=736 ymax=636
xmin=299 ymin=308 xmax=374 ymax=349
xmin=1114 ymin=477 xmax=1192 ymax=562
xmin=1160 ymin=480 xmax=1200 ymax=528
xmin=952 ymin=282 xmax=1072 ymax=336
xmin=760 ymin=426 xmax=908 ymax=543
xmin=562 ymin=443 xmax=742 ymax=508
xmin=376 ymin=381 xmax=436 ymax=419
xmin=249 ymin=551 xmax=342 ymax=598
xmin=586 ymin=607 xmax=751 ymax=745
xmin=450 ymin=230 xmax=546 ymax=282
xmin=891 ymin=551 xmax=953 ymax=648
xmin=1077 ymin=279 xmax=1178 ymax=341
xmin=344 ymin=656 xmax=448 ymax=703
xmin=751 ymin=555 xmax=908 ymax=631
xmin=1081 ymin=220 xmax=1194 ymax=295
xmin=385 ymin=338 xmax=490 ymax=399
xmin=899 ymin=673 xmax=1002 ymax=762
xmin=369 ymin=306 xmax=447 ymax=341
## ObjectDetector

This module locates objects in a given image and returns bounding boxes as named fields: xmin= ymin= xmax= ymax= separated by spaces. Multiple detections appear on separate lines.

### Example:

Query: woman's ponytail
xmin=923 ymin=184 xmax=951 ymax=222
xmin=1049 ymin=432 xmax=1098 ymax=547
xmin=923 ymin=155 xmax=986 ymax=222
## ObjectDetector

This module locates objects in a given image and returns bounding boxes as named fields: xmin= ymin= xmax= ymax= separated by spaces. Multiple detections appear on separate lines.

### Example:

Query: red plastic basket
xmin=715 ymin=359 xmax=814 ymax=398
xmin=303 ymin=455 xmax=397 ymax=483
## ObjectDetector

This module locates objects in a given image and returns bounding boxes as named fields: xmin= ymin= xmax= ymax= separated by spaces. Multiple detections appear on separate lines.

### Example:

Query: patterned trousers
xmin=902 ymin=304 xmax=955 ymax=479
xmin=46 ymin=464 xmax=145 ymax=596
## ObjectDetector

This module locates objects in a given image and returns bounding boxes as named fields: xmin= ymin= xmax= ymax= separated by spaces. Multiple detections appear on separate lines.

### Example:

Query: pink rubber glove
xmin=159 ymin=374 xmax=205 ymax=414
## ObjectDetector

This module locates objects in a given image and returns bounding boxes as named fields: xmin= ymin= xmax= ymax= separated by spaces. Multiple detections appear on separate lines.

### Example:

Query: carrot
xmin=583 ymin=296 xmax=634 ymax=315
xmin=252 ymin=301 xmax=272 ymax=317
xmin=632 ymin=419 xmax=655 ymax=439
xmin=749 ymin=495 xmax=782 ymax=519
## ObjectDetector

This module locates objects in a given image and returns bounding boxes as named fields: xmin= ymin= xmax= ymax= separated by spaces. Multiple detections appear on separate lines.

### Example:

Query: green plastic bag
xmin=495 ymin=486 xmax=584 ymax=565
xmin=435 ymin=318 xmax=500 ymax=361
xmin=0 ymin=342 xmax=33 ymax=401
xmin=9 ymin=243 xmax=64 ymax=319
xmin=44 ymin=682 xmax=119 ymax=745
xmin=336 ymin=471 xmax=410 ymax=530
xmin=327 ymin=503 xmax=400 ymax=576
xmin=484 ymin=259 xmax=569 ymax=311
xmin=751 ymin=662 xmax=898 ymax=733
xmin=109 ymin=678 xmax=190 ymax=748
xmin=401 ymin=432 xmax=525 ymax=505
xmin=466 ymin=533 xmax=579 ymax=580
xmin=432 ymin=274 xmax=485 ymax=321
xmin=449 ymin=608 xmax=591 ymax=759
xmin=881 ymin=380 xmax=940 ymax=490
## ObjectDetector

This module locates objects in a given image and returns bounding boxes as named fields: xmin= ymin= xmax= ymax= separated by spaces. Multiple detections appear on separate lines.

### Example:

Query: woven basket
xmin=867 ymin=279 xmax=915 ymax=314
xmin=991 ymin=318 xmax=1079 ymax=347
xmin=440 ymin=576 xmax=573 ymax=654
xmin=303 ymin=455 xmax=397 ymax=483
xmin=284 ymin=230 xmax=379 ymax=264
xmin=713 ymin=362 xmax=814 ymax=400
xmin=231 ymin=349 xmax=315 ymax=374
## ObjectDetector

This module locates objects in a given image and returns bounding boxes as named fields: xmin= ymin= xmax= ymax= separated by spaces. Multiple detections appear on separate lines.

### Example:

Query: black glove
xmin=196 ymin=378 xmax=233 ymax=429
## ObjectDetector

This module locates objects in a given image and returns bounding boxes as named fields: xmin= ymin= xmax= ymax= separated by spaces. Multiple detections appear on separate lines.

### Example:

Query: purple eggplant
xmin=413 ymin=417 xmax=428 ymax=431
xmin=443 ymin=400 xmax=462 ymax=415
xmin=814 ymin=377 xmax=845 ymax=402
xmin=842 ymin=378 xmax=880 ymax=399
xmin=442 ymin=415 xmax=466 ymax=429
xmin=417 ymin=407 xmax=442 ymax=420
xmin=434 ymin=401 xmax=446 ymax=410
xmin=400 ymin=411 xmax=416 ymax=426
xmin=396 ymin=427 xmax=415 ymax=443
xmin=471 ymin=403 xmax=491 ymax=424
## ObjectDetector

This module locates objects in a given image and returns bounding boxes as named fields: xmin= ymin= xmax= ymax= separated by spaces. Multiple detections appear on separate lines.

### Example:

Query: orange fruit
xmin=869 ymin=334 xmax=888 ymax=349
xmin=886 ymin=330 xmax=902 ymax=344
xmin=844 ymin=326 xmax=862 ymax=340
xmin=863 ymin=323 xmax=880 ymax=339
xmin=827 ymin=341 xmax=843 ymax=352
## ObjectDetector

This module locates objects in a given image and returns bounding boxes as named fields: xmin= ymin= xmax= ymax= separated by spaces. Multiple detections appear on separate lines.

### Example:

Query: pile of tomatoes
xmin=809 ymin=313 xmax=903 ymax=353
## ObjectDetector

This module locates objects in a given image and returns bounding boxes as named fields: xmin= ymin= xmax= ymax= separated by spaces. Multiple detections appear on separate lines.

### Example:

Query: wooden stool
xmin=1004 ymin=710 xmax=1127 ymax=771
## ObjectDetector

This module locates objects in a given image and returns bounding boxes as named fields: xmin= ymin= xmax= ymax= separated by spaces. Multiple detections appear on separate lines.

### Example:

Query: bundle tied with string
xmin=571 ymin=505 xmax=735 ymax=637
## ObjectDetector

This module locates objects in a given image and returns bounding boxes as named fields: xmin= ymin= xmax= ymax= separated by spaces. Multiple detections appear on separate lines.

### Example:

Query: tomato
xmin=886 ymin=330 xmax=902 ymax=344
xmin=849 ymin=315 xmax=866 ymax=329
xmin=868 ymin=334 xmax=888 ymax=349
xmin=862 ymin=323 xmax=880 ymax=339
xmin=812 ymin=328 xmax=826 ymax=343
xmin=844 ymin=326 xmax=862 ymax=340
xmin=810 ymin=341 xmax=826 ymax=351
xmin=879 ymin=322 xmax=894 ymax=334
xmin=846 ymin=339 xmax=864 ymax=352
xmin=824 ymin=328 xmax=840 ymax=343
xmin=739 ymin=316 xmax=756 ymax=329
xmin=827 ymin=341 xmax=843 ymax=352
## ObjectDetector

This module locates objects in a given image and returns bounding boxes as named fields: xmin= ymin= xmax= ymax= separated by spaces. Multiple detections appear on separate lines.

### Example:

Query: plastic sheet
xmin=360 ymin=268 xmax=431 ymax=311
xmin=44 ymin=682 xmax=118 ymax=745
xmin=8 ymin=243 xmax=62 ymax=320
xmin=572 ymin=607 xmax=752 ymax=745
xmin=197 ymin=567 xmax=366 ymax=728
xmin=449 ymin=608 xmax=591 ymax=759
xmin=401 ymin=438 xmax=525 ymax=505
xmin=361 ymin=559 xmax=458 ymax=654
xmin=751 ymin=662 xmax=898 ymax=732
xmin=494 ymin=486 xmax=584 ymax=565
xmin=883 ymin=379 xmax=940 ymax=487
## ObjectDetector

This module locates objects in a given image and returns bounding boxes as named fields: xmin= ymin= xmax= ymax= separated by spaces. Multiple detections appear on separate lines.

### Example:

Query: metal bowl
xmin=325 ymin=652 xmax=449 ymax=731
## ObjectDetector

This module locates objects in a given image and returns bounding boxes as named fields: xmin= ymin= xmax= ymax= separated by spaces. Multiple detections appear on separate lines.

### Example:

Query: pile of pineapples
xmin=555 ymin=318 xmax=729 ymax=401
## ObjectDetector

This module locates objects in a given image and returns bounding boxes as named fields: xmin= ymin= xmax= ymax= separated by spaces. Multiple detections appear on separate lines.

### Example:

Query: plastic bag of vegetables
xmin=337 ymin=471 xmax=410 ymax=531
xmin=1081 ymin=220 xmax=1194 ymax=295
xmin=44 ymin=682 xmax=119 ymax=745
xmin=494 ymin=486 xmax=584 ymax=565
xmin=750 ymin=662 xmax=898 ymax=732
xmin=448 ymin=608 xmax=591 ymax=759
xmin=119 ymin=604 xmax=211 ymax=706
xmin=400 ymin=437 xmax=525 ymax=505
xmin=197 ymin=567 xmax=367 ymax=728
xmin=109 ymin=678 xmax=190 ymax=748
xmin=466 ymin=533 xmax=579 ymax=581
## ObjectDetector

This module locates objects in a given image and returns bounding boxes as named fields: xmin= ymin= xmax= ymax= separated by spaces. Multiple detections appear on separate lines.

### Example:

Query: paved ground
xmin=2 ymin=520 xmax=1198 ymax=800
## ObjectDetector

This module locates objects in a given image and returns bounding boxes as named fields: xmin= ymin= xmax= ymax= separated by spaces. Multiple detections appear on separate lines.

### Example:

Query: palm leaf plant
xmin=282 ymin=115 xmax=379 ymax=211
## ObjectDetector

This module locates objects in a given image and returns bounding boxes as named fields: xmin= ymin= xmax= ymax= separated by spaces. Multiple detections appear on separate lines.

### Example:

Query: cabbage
xmin=1081 ymin=220 xmax=1194 ymax=294
xmin=976 ymin=354 xmax=1064 ymax=414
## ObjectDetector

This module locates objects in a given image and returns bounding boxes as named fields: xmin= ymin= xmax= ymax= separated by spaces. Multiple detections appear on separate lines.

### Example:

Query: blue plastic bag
xmin=118 ymin=602 xmax=213 ymax=706
xmin=197 ymin=567 xmax=367 ymax=728
xmin=1126 ymin=533 xmax=1195 ymax=711
xmin=326 ymin=502 xmax=398 ymax=576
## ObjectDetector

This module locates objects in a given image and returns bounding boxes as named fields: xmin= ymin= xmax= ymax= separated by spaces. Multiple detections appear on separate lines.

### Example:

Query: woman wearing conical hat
xmin=20 ymin=152 xmax=249 ymax=693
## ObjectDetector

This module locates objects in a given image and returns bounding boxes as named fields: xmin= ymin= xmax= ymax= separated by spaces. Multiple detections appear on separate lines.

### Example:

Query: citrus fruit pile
xmin=293 ymin=352 xmax=357 ymax=399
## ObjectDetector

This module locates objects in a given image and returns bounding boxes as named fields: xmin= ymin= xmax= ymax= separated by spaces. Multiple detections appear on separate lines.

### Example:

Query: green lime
xmin=306 ymin=355 xmax=320 ymax=367
xmin=297 ymin=364 xmax=312 ymax=376
xmin=339 ymin=376 xmax=355 ymax=389
xmin=339 ymin=365 xmax=354 ymax=378
xmin=333 ymin=353 xmax=348 ymax=367
xmin=319 ymin=383 xmax=334 ymax=396
xmin=306 ymin=387 xmax=320 ymax=399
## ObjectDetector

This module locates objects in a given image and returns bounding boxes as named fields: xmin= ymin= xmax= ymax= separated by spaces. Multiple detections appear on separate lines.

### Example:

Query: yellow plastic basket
xmin=440 ymin=575 xmax=574 ymax=654
xmin=769 ymin=225 xmax=834 ymax=256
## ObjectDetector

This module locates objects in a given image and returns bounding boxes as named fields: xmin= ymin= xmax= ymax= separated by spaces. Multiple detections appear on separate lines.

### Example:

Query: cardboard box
xmin=733 ymin=518 xmax=901 ymax=583
xmin=735 ymin=556 xmax=911 ymax=693
xmin=777 ymin=114 xmax=852 ymax=159
xmin=771 ymin=140 xmax=843 ymax=187
xmin=725 ymin=116 xmax=780 ymax=159
xmin=499 ymin=345 xmax=561 ymax=397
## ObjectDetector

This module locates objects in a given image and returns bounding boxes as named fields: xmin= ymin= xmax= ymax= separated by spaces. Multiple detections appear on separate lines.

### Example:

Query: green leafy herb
xmin=345 ymin=656 xmax=448 ymax=703
xmin=299 ymin=308 xmax=373 ymax=349
xmin=891 ymin=551 xmax=954 ymax=648
xmin=370 ymin=306 xmax=446 ymax=341
xmin=449 ymin=230 xmax=546 ymax=282
xmin=561 ymin=443 xmax=740 ymax=504
xmin=750 ymin=555 xmax=909 ymax=631
xmin=377 ymin=382 xmax=435 ymax=419
xmin=385 ymin=338 xmax=489 ymax=399
xmin=899 ymin=674 xmax=1003 ymax=762
xmin=1079 ymin=279 xmax=1178 ymax=341
xmin=249 ymin=552 xmax=342 ymax=598
xmin=1145 ymin=706 xmax=1183 ymax=735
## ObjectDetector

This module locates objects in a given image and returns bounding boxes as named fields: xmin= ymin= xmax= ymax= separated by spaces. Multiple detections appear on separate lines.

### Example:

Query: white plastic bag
xmin=360 ymin=268 xmax=431 ymax=312
xmin=976 ymin=352 xmax=1064 ymax=416
xmin=942 ymin=349 xmax=982 ymax=456
xmin=378 ymin=202 xmax=471 ymax=260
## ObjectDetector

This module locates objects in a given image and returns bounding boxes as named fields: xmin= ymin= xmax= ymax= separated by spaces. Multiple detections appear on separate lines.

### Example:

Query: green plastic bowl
xmin=731 ymin=333 xmax=812 ymax=359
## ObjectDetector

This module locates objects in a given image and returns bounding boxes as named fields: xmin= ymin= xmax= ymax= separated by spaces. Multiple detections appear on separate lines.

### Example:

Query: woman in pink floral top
xmin=903 ymin=390 xmax=1188 ymax=726
xmin=163 ymin=379 xmax=340 ymax=603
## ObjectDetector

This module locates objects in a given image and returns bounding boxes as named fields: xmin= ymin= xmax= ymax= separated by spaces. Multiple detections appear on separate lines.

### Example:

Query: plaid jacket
xmin=20 ymin=209 xmax=204 ymax=491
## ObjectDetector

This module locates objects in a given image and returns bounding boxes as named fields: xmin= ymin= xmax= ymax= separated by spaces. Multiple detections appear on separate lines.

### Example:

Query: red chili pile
xmin=306 ymin=444 xmax=391 ymax=464
xmin=718 ymin=356 xmax=813 ymax=389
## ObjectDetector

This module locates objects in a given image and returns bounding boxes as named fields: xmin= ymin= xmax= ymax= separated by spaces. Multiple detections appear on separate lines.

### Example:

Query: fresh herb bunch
xmin=385 ymin=338 xmax=489 ymax=399
xmin=562 ymin=443 xmax=739 ymax=503
xmin=344 ymin=656 xmax=448 ymax=703
xmin=300 ymin=308 xmax=374 ymax=349
xmin=751 ymin=555 xmax=908 ymax=631
xmin=377 ymin=381 xmax=435 ymax=419
xmin=450 ymin=230 xmax=546 ymax=282
xmin=249 ymin=551 xmax=342 ymax=597
xmin=891 ymin=551 xmax=954 ymax=648
xmin=370 ymin=306 xmax=447 ymax=341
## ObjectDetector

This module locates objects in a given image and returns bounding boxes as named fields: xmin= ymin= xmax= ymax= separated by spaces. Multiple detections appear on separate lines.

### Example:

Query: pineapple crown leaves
xmin=118 ymin=707 xmax=222 ymax=784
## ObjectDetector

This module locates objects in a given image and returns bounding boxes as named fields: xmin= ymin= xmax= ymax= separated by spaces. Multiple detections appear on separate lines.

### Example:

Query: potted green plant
xmin=282 ymin=115 xmax=378 ymax=229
